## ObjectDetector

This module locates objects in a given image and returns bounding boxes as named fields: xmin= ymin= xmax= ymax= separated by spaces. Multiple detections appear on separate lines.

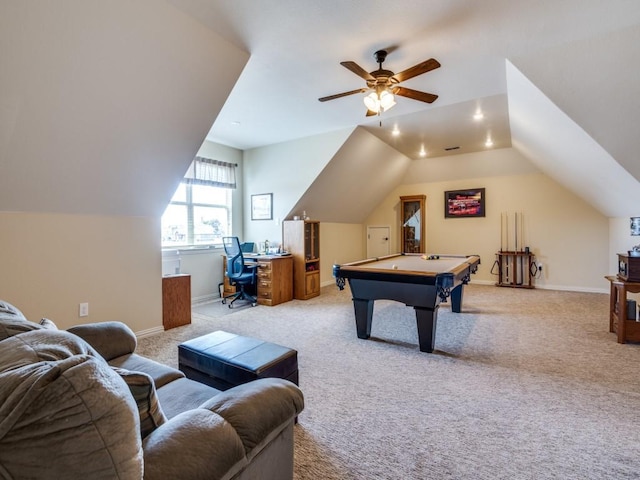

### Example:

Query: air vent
xmin=444 ymin=146 xmax=460 ymax=151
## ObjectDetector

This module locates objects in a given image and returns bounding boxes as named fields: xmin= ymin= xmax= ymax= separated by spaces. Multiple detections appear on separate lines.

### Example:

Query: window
xmin=161 ymin=157 xmax=236 ymax=248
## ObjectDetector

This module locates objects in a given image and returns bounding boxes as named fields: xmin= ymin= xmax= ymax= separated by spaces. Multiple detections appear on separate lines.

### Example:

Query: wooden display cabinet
xmin=283 ymin=219 xmax=320 ymax=300
xmin=400 ymin=195 xmax=426 ymax=254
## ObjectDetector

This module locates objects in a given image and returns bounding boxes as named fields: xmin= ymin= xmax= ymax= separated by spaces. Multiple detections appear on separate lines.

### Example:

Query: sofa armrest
xmin=67 ymin=321 xmax=137 ymax=361
xmin=142 ymin=408 xmax=247 ymax=480
xmin=200 ymin=377 xmax=304 ymax=455
xmin=142 ymin=378 xmax=303 ymax=480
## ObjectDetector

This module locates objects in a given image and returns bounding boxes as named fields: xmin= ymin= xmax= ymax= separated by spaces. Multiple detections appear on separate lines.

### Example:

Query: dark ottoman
xmin=178 ymin=330 xmax=298 ymax=391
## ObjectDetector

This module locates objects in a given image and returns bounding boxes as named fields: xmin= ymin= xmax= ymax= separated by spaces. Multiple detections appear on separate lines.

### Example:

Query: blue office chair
xmin=222 ymin=236 xmax=258 ymax=308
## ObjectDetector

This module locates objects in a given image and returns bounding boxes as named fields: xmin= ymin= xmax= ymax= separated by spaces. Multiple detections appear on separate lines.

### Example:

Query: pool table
xmin=333 ymin=253 xmax=480 ymax=352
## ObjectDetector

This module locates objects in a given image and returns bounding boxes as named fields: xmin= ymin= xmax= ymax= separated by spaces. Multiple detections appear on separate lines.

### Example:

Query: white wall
xmin=243 ymin=128 xmax=354 ymax=245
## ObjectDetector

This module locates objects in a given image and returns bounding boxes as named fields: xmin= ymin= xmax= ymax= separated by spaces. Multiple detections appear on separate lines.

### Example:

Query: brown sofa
xmin=0 ymin=300 xmax=304 ymax=479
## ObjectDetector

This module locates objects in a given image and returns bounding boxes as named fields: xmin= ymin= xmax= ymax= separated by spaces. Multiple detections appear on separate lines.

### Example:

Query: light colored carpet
xmin=137 ymin=284 xmax=640 ymax=479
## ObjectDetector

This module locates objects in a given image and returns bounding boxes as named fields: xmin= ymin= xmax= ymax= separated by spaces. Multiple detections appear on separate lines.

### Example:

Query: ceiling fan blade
xmin=318 ymin=88 xmax=368 ymax=102
xmin=393 ymin=86 xmax=438 ymax=104
xmin=365 ymin=109 xmax=377 ymax=117
xmin=392 ymin=58 xmax=441 ymax=83
xmin=340 ymin=61 xmax=376 ymax=81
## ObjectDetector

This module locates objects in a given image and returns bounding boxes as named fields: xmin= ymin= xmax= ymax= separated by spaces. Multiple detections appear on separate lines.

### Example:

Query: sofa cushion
xmin=0 ymin=330 xmax=144 ymax=479
xmin=112 ymin=367 xmax=167 ymax=438
xmin=156 ymin=376 xmax=222 ymax=420
xmin=110 ymin=352 xmax=185 ymax=389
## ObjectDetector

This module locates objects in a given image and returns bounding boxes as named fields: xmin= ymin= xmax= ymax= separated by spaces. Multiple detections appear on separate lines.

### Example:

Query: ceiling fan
xmin=318 ymin=49 xmax=441 ymax=116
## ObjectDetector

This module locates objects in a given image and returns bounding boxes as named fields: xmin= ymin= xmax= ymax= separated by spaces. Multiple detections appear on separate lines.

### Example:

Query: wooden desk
xmin=222 ymin=255 xmax=293 ymax=306
xmin=605 ymin=275 xmax=640 ymax=344
xmin=162 ymin=274 xmax=191 ymax=330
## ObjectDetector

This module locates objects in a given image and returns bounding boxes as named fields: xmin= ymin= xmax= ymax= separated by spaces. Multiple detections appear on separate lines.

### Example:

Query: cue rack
xmin=492 ymin=211 xmax=538 ymax=288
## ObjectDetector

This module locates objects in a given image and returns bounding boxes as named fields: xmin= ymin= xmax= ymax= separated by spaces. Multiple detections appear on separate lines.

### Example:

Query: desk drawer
xmin=257 ymin=262 xmax=272 ymax=280
xmin=257 ymin=279 xmax=272 ymax=292
xmin=257 ymin=284 xmax=273 ymax=306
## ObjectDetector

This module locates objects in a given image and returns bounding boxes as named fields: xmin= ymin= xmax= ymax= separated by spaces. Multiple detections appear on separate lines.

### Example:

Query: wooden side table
xmin=605 ymin=275 xmax=640 ymax=344
xmin=162 ymin=274 xmax=191 ymax=330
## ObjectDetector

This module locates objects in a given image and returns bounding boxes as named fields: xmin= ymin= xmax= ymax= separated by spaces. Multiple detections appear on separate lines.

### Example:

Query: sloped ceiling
xmin=0 ymin=0 xmax=248 ymax=217
xmin=290 ymin=127 xmax=411 ymax=223
xmin=507 ymin=61 xmax=640 ymax=218
xmin=510 ymin=23 xmax=640 ymax=182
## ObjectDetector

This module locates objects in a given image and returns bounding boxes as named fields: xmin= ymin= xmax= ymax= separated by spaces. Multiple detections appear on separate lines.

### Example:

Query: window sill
xmin=162 ymin=245 xmax=223 ymax=256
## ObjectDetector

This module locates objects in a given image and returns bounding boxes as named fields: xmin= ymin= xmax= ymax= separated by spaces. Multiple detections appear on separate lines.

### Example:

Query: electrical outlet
xmin=79 ymin=302 xmax=89 ymax=317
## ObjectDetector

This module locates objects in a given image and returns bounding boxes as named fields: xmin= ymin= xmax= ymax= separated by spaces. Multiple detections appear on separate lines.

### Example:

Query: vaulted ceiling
xmin=168 ymin=0 xmax=640 ymax=217
xmin=2 ymin=1 xmax=640 ymax=220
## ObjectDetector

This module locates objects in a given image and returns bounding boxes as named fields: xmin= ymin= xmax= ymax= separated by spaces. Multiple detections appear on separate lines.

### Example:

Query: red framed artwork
xmin=444 ymin=188 xmax=485 ymax=218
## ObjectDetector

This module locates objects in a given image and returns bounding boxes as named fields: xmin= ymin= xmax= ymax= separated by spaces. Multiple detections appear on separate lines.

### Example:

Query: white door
xmin=367 ymin=226 xmax=391 ymax=258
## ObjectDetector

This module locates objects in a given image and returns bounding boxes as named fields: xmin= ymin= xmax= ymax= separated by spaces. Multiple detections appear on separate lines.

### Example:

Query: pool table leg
xmin=353 ymin=299 xmax=374 ymax=339
xmin=414 ymin=306 xmax=438 ymax=353
xmin=450 ymin=284 xmax=464 ymax=313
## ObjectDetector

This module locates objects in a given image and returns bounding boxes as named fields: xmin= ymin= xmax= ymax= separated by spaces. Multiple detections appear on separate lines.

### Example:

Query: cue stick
xmin=513 ymin=212 xmax=519 ymax=285
xmin=505 ymin=213 xmax=510 ymax=283
xmin=513 ymin=212 xmax=518 ymax=252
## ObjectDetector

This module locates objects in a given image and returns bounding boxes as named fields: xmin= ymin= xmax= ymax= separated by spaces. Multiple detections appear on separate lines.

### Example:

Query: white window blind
xmin=183 ymin=157 xmax=237 ymax=189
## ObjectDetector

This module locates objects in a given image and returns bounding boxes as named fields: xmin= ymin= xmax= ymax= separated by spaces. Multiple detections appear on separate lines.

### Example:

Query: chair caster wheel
xmin=252 ymin=302 xmax=257 ymax=307
xmin=228 ymin=304 xmax=233 ymax=309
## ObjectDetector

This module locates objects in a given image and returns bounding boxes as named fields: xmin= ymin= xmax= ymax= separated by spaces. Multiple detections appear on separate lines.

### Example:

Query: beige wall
xmin=363 ymin=171 xmax=609 ymax=292
xmin=319 ymin=223 xmax=365 ymax=285
xmin=243 ymin=139 xmax=611 ymax=293
xmin=0 ymin=212 xmax=161 ymax=332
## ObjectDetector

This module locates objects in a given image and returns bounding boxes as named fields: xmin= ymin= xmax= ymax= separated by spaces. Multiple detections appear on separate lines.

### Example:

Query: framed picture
xmin=251 ymin=193 xmax=273 ymax=220
xmin=444 ymin=188 xmax=485 ymax=218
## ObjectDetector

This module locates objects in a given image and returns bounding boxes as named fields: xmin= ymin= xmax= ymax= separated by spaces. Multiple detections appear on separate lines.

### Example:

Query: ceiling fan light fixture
xmin=363 ymin=90 xmax=396 ymax=114
xmin=364 ymin=92 xmax=379 ymax=112
xmin=379 ymin=90 xmax=396 ymax=110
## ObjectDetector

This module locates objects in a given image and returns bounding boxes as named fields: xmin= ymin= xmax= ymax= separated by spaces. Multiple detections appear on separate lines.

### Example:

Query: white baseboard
xmin=471 ymin=279 xmax=608 ymax=294
xmin=135 ymin=326 xmax=164 ymax=339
